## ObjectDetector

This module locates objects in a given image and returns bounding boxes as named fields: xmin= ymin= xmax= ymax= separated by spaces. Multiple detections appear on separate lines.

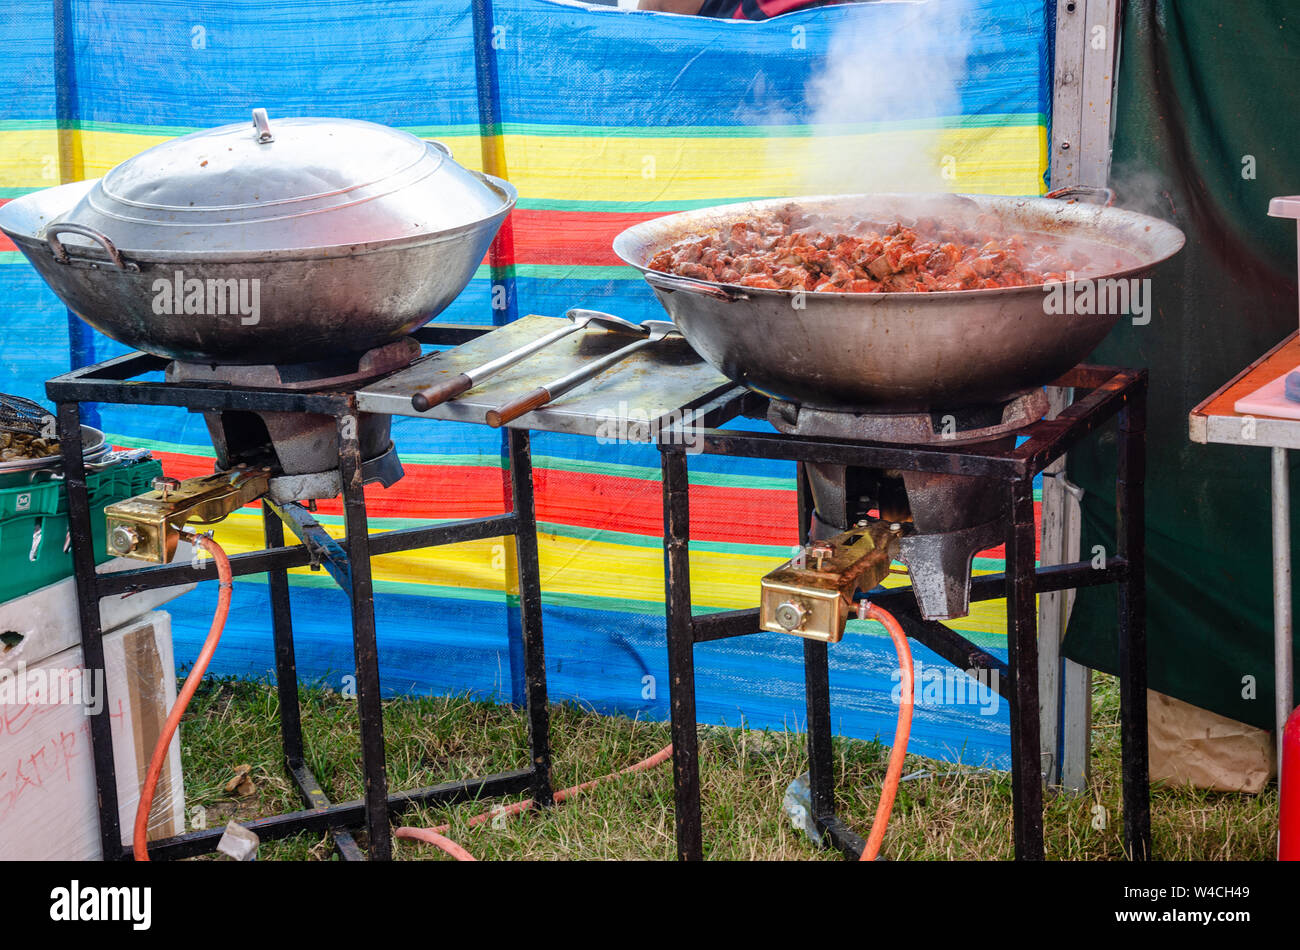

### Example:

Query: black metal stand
xmin=659 ymin=365 xmax=1150 ymax=861
xmin=46 ymin=325 xmax=552 ymax=861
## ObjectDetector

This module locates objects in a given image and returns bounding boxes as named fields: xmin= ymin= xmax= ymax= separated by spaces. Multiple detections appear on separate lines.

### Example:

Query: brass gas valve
xmin=759 ymin=522 xmax=900 ymax=643
xmin=104 ymin=467 xmax=271 ymax=563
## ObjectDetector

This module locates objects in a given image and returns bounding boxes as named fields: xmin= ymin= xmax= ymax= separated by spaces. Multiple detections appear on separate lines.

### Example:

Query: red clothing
xmin=697 ymin=0 xmax=846 ymax=19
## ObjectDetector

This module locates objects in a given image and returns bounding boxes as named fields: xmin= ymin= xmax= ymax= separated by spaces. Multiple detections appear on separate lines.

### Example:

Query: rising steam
xmin=798 ymin=1 xmax=974 ymax=195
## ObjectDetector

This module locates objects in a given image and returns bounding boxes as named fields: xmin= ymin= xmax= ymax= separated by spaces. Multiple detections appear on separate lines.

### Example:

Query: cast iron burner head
xmin=769 ymin=390 xmax=1048 ymax=621
xmin=165 ymin=338 xmax=420 ymax=502
xmin=766 ymin=389 xmax=1048 ymax=445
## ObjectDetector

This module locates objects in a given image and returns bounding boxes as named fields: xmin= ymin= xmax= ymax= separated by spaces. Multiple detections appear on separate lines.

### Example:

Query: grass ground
xmin=176 ymin=672 xmax=1278 ymax=860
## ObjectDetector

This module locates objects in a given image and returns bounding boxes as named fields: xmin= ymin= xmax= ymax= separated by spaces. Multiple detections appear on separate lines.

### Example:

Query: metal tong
xmin=411 ymin=309 xmax=644 ymax=411
xmin=486 ymin=320 xmax=680 ymax=427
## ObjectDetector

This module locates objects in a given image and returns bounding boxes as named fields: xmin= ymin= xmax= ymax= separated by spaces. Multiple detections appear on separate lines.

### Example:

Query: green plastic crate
xmin=0 ymin=458 xmax=163 ymax=604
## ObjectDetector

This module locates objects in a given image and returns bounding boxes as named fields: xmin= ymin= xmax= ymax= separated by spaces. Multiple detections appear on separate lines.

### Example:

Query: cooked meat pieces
xmin=0 ymin=430 xmax=59 ymax=460
xmin=646 ymin=208 xmax=1119 ymax=293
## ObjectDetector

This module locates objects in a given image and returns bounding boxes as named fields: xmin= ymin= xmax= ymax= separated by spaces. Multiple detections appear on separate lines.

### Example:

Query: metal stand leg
xmin=791 ymin=462 xmax=861 ymax=857
xmin=1006 ymin=474 xmax=1045 ymax=860
xmin=1117 ymin=392 xmax=1152 ymax=860
xmin=262 ymin=506 xmax=365 ymax=860
xmin=507 ymin=429 xmax=553 ymax=806
xmin=58 ymin=401 xmax=124 ymax=860
xmin=662 ymin=446 xmax=703 ymax=860
xmin=1273 ymin=447 xmax=1295 ymax=776
xmin=501 ymin=431 xmax=528 ymax=709
xmin=263 ymin=508 xmax=305 ymax=771
xmin=802 ymin=613 xmax=834 ymax=821
xmin=336 ymin=405 xmax=391 ymax=859
xmin=797 ymin=464 xmax=833 ymax=823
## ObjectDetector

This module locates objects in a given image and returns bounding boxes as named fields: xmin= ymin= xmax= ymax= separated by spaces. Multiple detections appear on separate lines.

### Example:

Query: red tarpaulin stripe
xmin=0 ymin=205 xmax=662 ymax=265
xmin=0 ymin=199 xmax=14 ymax=253
xmin=977 ymin=502 xmax=1042 ymax=559
xmin=502 ymin=209 xmax=666 ymax=267
xmin=139 ymin=450 xmax=798 ymax=546
xmin=133 ymin=450 xmax=1039 ymax=555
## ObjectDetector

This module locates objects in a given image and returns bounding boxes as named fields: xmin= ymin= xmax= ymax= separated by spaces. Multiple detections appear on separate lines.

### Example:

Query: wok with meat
xmin=614 ymin=193 xmax=1184 ymax=409
xmin=647 ymin=204 xmax=1137 ymax=294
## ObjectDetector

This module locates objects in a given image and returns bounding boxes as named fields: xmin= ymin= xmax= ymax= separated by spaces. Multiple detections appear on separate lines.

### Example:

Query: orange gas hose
xmin=130 ymin=537 xmax=907 ymax=862
xmin=396 ymin=743 xmax=673 ymax=859
xmin=859 ymin=600 xmax=914 ymax=861
xmin=134 ymin=533 xmax=232 ymax=861
xmin=400 ymin=603 xmax=912 ymax=862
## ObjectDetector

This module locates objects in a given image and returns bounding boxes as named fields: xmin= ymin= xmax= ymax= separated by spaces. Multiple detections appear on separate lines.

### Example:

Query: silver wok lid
xmin=49 ymin=109 xmax=511 ymax=256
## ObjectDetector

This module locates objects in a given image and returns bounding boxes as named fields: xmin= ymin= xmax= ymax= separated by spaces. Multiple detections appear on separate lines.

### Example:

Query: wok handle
xmin=643 ymin=270 xmax=748 ymax=301
xmin=1045 ymin=185 xmax=1116 ymax=207
xmin=46 ymin=223 xmax=137 ymax=271
xmin=252 ymin=108 xmax=274 ymax=143
xmin=412 ymin=373 xmax=473 ymax=412
xmin=486 ymin=387 xmax=552 ymax=428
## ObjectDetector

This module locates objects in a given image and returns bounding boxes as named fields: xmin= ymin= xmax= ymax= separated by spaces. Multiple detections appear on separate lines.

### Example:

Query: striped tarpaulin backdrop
xmin=0 ymin=0 xmax=1053 ymax=767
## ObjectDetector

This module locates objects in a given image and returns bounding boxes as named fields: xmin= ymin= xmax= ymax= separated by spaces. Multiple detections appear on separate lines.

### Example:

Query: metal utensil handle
xmin=252 ymin=107 xmax=274 ymax=143
xmin=542 ymin=334 xmax=659 ymax=397
xmin=464 ymin=320 xmax=588 ymax=383
xmin=412 ymin=318 xmax=605 ymax=412
xmin=486 ymin=335 xmax=660 ymax=427
xmin=566 ymin=307 xmax=625 ymax=324
xmin=85 ymin=448 xmax=152 ymax=472
xmin=486 ymin=387 xmax=553 ymax=428
xmin=412 ymin=373 xmax=474 ymax=412
xmin=643 ymin=270 xmax=748 ymax=301
xmin=1045 ymin=185 xmax=1116 ymax=207
xmin=46 ymin=223 xmax=134 ymax=270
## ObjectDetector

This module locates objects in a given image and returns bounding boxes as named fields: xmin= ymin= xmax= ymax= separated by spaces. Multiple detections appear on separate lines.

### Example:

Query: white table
xmin=1190 ymin=331 xmax=1300 ymax=767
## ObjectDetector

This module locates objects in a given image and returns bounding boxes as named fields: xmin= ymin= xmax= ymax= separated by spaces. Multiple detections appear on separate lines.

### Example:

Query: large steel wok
xmin=0 ymin=111 xmax=515 ymax=365
xmin=614 ymin=194 xmax=1185 ymax=411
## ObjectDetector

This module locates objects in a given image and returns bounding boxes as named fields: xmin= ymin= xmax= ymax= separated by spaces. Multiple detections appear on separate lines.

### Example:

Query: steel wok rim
xmin=0 ymin=174 xmax=517 ymax=265
xmin=612 ymin=192 xmax=1186 ymax=301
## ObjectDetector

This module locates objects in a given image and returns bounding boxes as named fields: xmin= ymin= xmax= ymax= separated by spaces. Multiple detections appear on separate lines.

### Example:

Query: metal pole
xmin=1116 ymin=388 xmax=1151 ymax=860
xmin=262 ymin=508 xmax=305 ymax=768
xmin=52 ymin=0 xmax=97 ymax=421
xmin=1006 ymin=474 xmax=1046 ymax=860
xmin=57 ymin=401 xmax=123 ymax=859
xmin=661 ymin=445 xmax=703 ymax=860
xmin=507 ymin=428 xmax=554 ymax=806
xmin=336 ymin=401 xmax=391 ymax=859
xmin=1273 ymin=446 xmax=1295 ymax=775
xmin=793 ymin=461 xmax=856 ymax=855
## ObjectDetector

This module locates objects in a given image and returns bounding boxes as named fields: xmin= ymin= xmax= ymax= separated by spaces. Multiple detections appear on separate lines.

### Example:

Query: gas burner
xmin=768 ymin=390 xmax=1049 ymax=621
xmin=166 ymin=338 xmax=420 ymax=502
xmin=766 ymin=388 xmax=1049 ymax=445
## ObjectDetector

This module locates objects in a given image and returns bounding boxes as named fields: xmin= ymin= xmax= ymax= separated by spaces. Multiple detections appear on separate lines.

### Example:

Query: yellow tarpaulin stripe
xmin=0 ymin=126 xmax=1046 ymax=199
xmin=203 ymin=511 xmax=1011 ymax=636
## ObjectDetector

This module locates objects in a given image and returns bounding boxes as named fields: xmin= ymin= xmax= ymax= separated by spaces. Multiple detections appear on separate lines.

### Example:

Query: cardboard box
xmin=1148 ymin=689 xmax=1275 ymax=794
xmin=0 ymin=611 xmax=185 ymax=859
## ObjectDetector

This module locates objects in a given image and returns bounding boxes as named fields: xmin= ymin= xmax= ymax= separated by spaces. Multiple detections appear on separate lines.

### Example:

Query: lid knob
xmin=252 ymin=108 xmax=273 ymax=144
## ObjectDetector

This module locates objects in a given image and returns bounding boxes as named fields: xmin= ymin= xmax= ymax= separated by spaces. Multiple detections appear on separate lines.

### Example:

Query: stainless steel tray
xmin=358 ymin=315 xmax=740 ymax=437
